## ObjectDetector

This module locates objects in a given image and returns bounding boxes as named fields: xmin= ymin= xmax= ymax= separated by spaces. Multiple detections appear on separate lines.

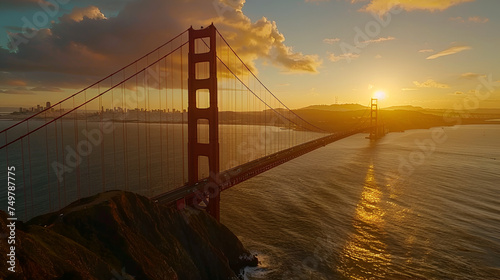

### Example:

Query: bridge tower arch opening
xmin=187 ymin=24 xmax=220 ymax=221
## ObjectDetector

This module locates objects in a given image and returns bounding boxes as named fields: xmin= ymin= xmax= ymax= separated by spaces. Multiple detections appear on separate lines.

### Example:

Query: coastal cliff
xmin=0 ymin=191 xmax=257 ymax=279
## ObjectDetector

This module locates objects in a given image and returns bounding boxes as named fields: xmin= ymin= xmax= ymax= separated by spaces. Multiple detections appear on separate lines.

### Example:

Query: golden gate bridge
xmin=0 ymin=24 xmax=382 ymax=221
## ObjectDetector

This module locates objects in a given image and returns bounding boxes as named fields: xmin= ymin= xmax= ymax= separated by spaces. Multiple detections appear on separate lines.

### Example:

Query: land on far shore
xmin=296 ymin=103 xmax=500 ymax=133
xmin=2 ymin=104 xmax=500 ymax=134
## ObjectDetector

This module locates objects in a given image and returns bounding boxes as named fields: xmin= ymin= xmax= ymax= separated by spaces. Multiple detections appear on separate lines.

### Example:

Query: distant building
xmin=46 ymin=101 xmax=51 ymax=109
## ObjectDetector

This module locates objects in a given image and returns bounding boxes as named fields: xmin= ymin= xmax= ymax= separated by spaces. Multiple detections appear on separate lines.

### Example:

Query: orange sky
xmin=1 ymin=0 xmax=499 ymax=109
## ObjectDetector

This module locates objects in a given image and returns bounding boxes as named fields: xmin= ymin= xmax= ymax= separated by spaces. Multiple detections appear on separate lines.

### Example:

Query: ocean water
xmin=0 ymin=119 xmax=323 ymax=220
xmin=1 ymin=119 xmax=499 ymax=279
xmin=221 ymin=125 xmax=500 ymax=279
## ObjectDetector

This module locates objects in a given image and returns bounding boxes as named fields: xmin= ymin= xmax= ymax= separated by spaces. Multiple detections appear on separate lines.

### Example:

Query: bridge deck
xmin=152 ymin=126 xmax=371 ymax=206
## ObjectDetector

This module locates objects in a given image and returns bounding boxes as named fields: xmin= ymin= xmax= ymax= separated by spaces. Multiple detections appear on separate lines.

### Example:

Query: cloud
xmin=374 ymin=54 xmax=382 ymax=59
xmin=426 ymin=46 xmax=471 ymax=60
xmin=449 ymin=16 xmax=465 ymax=22
xmin=6 ymin=79 xmax=27 ymax=86
xmin=212 ymin=2 xmax=322 ymax=73
xmin=60 ymin=6 xmax=107 ymax=22
xmin=30 ymin=86 xmax=62 ymax=92
xmin=360 ymin=36 xmax=395 ymax=44
xmin=323 ymin=38 xmax=340 ymax=45
xmin=418 ymin=49 xmax=434 ymax=53
xmin=0 ymin=0 xmax=321 ymax=90
xmin=454 ymin=91 xmax=463 ymax=95
xmin=468 ymin=16 xmax=489 ymax=23
xmin=460 ymin=72 xmax=485 ymax=79
xmin=328 ymin=52 xmax=359 ymax=62
xmin=450 ymin=16 xmax=489 ymax=23
xmin=272 ymin=44 xmax=322 ymax=73
xmin=0 ymin=88 xmax=34 ymax=95
xmin=356 ymin=0 xmax=475 ymax=15
xmin=413 ymin=79 xmax=450 ymax=89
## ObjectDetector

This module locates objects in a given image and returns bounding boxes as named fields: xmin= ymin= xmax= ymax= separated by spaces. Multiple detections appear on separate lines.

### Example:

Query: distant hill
xmin=0 ymin=107 xmax=18 ymax=114
xmin=300 ymin=104 xmax=500 ymax=115
xmin=383 ymin=105 xmax=424 ymax=111
xmin=294 ymin=104 xmax=500 ymax=133
xmin=300 ymin=103 xmax=368 ymax=111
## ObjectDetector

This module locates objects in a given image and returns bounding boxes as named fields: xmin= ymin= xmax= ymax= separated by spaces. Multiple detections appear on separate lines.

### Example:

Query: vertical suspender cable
xmin=55 ymin=114 xmax=60 ymax=209
xmin=112 ymin=77 xmax=117 ymax=189
xmin=73 ymin=96 xmax=80 ymax=200
xmin=122 ymin=73 xmax=128 ymax=191
xmin=171 ymin=45 xmax=176 ymax=187
xmin=21 ymin=138 xmax=27 ymax=220
xmin=136 ymin=62 xmax=141 ymax=190
xmin=60 ymin=104 xmax=67 ymax=206
xmin=84 ymin=90 xmax=90 ymax=195
xmin=99 ymin=84 xmax=105 ymax=192
xmin=145 ymin=60 xmax=151 ymax=196
xmin=181 ymin=42 xmax=186 ymax=184
xmin=165 ymin=56 xmax=170 ymax=190
xmin=44 ymin=110 xmax=51 ymax=211
xmin=159 ymin=57 xmax=164 ymax=191
xmin=27 ymin=121 xmax=33 ymax=218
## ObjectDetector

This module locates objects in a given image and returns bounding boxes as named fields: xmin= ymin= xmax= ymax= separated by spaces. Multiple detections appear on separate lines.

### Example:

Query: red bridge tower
xmin=187 ymin=24 xmax=220 ymax=220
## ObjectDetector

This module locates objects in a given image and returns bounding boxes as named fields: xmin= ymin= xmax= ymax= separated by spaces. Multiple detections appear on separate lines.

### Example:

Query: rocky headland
xmin=0 ymin=191 xmax=258 ymax=279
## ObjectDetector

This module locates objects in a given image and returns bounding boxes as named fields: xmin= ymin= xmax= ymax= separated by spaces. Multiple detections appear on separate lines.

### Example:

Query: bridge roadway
xmin=152 ymin=125 xmax=372 ymax=207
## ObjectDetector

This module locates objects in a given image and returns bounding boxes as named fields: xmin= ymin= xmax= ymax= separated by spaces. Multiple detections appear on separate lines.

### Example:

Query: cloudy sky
xmin=1 ymin=0 xmax=499 ymax=109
